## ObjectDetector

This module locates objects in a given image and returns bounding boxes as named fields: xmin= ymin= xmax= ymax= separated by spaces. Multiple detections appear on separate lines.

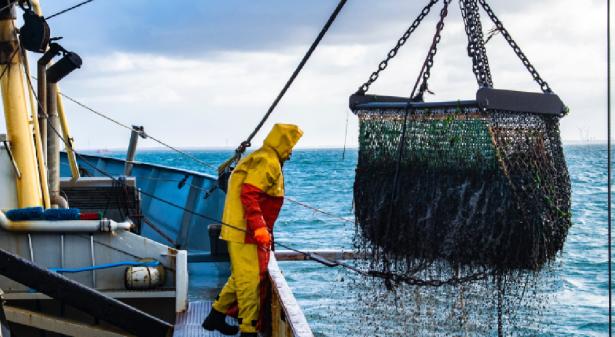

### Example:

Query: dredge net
xmin=349 ymin=102 xmax=570 ymax=334
xmin=353 ymin=103 xmax=571 ymax=275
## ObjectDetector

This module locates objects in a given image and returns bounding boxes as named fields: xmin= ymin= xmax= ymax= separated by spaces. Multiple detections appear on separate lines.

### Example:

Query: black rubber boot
xmin=202 ymin=308 xmax=239 ymax=336
xmin=239 ymin=333 xmax=257 ymax=337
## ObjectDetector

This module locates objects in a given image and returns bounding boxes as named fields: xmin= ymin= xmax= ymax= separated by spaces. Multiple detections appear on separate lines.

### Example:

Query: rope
xmin=220 ymin=0 xmax=349 ymax=171
xmin=285 ymin=197 xmax=355 ymax=225
xmin=45 ymin=0 xmax=95 ymax=20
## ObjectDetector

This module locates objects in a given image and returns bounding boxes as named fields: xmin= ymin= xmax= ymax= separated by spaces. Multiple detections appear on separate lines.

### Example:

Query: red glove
xmin=253 ymin=227 xmax=271 ymax=247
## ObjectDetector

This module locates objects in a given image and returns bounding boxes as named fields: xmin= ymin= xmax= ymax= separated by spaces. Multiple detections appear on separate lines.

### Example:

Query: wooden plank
xmin=268 ymin=255 xmax=314 ymax=337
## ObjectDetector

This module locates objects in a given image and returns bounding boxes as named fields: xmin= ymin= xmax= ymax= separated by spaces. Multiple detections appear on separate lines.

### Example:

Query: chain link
xmin=356 ymin=0 xmax=440 ymax=95
xmin=460 ymin=0 xmax=493 ymax=88
xmin=368 ymin=269 xmax=492 ymax=287
xmin=478 ymin=0 xmax=552 ymax=93
xmin=413 ymin=0 xmax=453 ymax=101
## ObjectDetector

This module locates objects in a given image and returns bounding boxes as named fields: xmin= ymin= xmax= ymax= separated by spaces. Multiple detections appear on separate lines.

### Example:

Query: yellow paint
xmin=56 ymin=88 xmax=80 ymax=181
xmin=22 ymin=51 xmax=50 ymax=208
xmin=30 ymin=0 xmax=42 ymax=16
xmin=0 ymin=19 xmax=43 ymax=207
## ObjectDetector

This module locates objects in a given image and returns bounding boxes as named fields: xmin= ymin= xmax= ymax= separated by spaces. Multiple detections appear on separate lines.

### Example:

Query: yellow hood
xmin=263 ymin=124 xmax=303 ymax=160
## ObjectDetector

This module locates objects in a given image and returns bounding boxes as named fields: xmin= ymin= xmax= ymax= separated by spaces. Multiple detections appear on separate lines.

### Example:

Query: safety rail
xmin=268 ymin=255 xmax=314 ymax=337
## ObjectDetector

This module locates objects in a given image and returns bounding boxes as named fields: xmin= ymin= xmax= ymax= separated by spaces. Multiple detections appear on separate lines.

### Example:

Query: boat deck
xmin=174 ymin=301 xmax=240 ymax=337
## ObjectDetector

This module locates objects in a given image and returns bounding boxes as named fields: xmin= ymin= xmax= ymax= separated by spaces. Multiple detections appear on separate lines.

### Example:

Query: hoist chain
xmin=413 ymin=0 xmax=452 ymax=101
xmin=356 ymin=0 xmax=440 ymax=95
xmin=368 ymin=269 xmax=492 ymax=287
xmin=460 ymin=0 xmax=493 ymax=88
xmin=478 ymin=0 xmax=552 ymax=93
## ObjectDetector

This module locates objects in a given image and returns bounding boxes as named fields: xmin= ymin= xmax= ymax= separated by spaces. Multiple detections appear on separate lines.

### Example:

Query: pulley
xmin=19 ymin=4 xmax=50 ymax=53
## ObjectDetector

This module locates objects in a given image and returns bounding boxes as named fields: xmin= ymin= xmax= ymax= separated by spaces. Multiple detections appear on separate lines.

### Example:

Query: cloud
xmin=0 ymin=0 xmax=606 ymax=149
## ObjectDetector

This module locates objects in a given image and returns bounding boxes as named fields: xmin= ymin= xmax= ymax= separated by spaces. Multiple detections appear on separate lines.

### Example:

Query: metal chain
xmin=383 ymin=0 xmax=452 ymax=252
xmin=356 ymin=0 xmax=440 ymax=95
xmin=413 ymin=0 xmax=453 ymax=101
xmin=478 ymin=0 xmax=552 ymax=93
xmin=368 ymin=268 xmax=492 ymax=287
xmin=460 ymin=0 xmax=493 ymax=88
xmin=219 ymin=0 xmax=349 ymax=174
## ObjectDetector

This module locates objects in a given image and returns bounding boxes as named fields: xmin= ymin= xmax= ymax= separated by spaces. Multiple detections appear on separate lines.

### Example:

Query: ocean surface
xmin=104 ymin=145 xmax=608 ymax=336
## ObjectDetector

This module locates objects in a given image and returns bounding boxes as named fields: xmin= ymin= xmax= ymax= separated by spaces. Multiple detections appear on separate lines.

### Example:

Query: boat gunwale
xmin=268 ymin=255 xmax=314 ymax=337
xmin=62 ymin=152 xmax=218 ymax=182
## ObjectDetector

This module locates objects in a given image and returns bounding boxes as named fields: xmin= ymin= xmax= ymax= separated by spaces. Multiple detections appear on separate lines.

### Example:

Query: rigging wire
xmin=220 ymin=0 xmax=349 ymax=170
xmin=58 ymin=89 xmax=356 ymax=224
xmin=58 ymin=92 xmax=217 ymax=169
xmin=126 ymin=175 xmax=356 ymax=225
xmin=45 ymin=0 xmax=95 ymax=20
xmin=341 ymin=108 xmax=350 ymax=160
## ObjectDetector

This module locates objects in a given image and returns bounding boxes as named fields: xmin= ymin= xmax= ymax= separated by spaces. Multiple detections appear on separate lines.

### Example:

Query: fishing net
xmin=353 ymin=102 xmax=571 ymax=273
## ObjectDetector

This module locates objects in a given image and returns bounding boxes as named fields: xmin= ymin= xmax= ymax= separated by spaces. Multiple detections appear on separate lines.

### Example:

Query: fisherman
xmin=202 ymin=123 xmax=303 ymax=337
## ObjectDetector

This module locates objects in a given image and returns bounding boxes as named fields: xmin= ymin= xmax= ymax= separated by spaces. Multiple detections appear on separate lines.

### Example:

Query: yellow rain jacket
xmin=213 ymin=123 xmax=303 ymax=333
xmin=220 ymin=123 xmax=304 ymax=243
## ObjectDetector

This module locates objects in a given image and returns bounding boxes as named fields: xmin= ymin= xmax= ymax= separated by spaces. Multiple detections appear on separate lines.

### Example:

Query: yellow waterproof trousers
xmin=212 ymin=241 xmax=268 ymax=333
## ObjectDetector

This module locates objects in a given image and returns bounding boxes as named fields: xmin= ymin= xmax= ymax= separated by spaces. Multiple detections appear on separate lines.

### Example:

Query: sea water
xmin=112 ymin=145 xmax=608 ymax=336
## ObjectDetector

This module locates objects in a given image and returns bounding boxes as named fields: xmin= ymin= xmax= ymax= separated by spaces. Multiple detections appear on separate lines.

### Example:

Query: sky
xmin=0 ymin=0 xmax=608 ymax=149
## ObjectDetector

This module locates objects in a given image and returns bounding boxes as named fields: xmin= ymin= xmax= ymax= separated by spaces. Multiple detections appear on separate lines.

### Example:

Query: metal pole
xmin=124 ymin=125 xmax=144 ymax=176
xmin=46 ymin=83 xmax=65 ymax=208
xmin=56 ymin=87 xmax=80 ymax=181
xmin=0 ymin=2 xmax=43 ymax=207
xmin=37 ymin=57 xmax=47 ymax=160
xmin=22 ymin=49 xmax=50 ymax=208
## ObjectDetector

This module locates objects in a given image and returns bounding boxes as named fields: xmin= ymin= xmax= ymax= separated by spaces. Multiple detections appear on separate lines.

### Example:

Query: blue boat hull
xmin=60 ymin=152 xmax=225 ymax=253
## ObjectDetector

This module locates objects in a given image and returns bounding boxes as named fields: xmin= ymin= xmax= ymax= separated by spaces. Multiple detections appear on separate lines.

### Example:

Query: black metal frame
xmin=349 ymin=88 xmax=566 ymax=116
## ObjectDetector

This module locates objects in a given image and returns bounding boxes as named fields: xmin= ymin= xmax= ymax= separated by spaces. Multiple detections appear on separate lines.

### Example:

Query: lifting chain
xmin=413 ymin=0 xmax=453 ymax=101
xmin=356 ymin=0 xmax=440 ymax=95
xmin=478 ymin=0 xmax=552 ymax=93
xmin=368 ymin=269 xmax=493 ymax=288
xmin=460 ymin=0 xmax=493 ymax=88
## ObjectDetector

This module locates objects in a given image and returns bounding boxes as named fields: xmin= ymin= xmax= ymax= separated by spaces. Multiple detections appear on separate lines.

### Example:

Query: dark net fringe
xmin=353 ymin=105 xmax=571 ymax=273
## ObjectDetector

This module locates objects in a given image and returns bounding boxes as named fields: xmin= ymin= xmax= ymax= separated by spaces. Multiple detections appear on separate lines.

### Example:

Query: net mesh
xmin=353 ymin=103 xmax=571 ymax=273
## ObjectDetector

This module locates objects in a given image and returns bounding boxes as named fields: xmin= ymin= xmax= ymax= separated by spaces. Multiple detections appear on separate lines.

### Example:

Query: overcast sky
xmin=0 ymin=0 xmax=608 ymax=149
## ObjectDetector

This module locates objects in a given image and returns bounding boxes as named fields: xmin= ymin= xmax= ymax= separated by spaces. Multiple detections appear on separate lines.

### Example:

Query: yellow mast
xmin=0 ymin=4 xmax=43 ymax=207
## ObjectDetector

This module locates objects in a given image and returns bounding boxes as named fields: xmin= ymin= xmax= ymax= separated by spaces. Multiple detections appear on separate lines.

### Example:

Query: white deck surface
xmin=174 ymin=301 xmax=240 ymax=337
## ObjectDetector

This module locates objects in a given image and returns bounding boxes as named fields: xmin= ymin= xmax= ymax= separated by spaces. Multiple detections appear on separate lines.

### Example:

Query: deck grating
xmin=174 ymin=301 xmax=239 ymax=337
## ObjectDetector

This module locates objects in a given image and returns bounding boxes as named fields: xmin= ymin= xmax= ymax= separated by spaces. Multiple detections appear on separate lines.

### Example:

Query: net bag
xmin=351 ymin=89 xmax=571 ymax=271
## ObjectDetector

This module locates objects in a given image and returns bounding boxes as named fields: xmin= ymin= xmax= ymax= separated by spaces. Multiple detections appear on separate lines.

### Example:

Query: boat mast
xmin=29 ymin=0 xmax=80 ymax=183
xmin=0 ymin=1 xmax=43 ymax=208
